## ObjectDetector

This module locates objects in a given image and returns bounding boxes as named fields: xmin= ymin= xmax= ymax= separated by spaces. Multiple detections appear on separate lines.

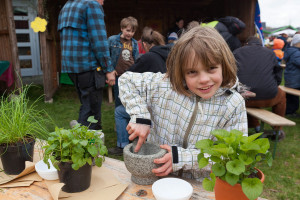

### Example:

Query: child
xmin=118 ymin=26 xmax=248 ymax=180
xmin=106 ymin=16 xmax=139 ymax=108
xmin=272 ymin=38 xmax=285 ymax=64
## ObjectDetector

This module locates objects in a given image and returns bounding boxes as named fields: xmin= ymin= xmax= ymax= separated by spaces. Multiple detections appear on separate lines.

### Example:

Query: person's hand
xmin=126 ymin=123 xmax=150 ymax=152
xmin=106 ymin=70 xmax=117 ymax=86
xmin=152 ymin=144 xmax=173 ymax=176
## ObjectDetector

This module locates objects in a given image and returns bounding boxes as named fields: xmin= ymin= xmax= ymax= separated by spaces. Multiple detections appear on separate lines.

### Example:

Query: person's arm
xmin=119 ymin=71 xmax=163 ymax=151
xmin=86 ymin=2 xmax=112 ymax=72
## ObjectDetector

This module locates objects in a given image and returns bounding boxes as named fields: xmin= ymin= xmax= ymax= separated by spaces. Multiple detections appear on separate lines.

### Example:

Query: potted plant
xmin=0 ymin=86 xmax=51 ymax=175
xmin=43 ymin=116 xmax=107 ymax=193
xmin=195 ymin=129 xmax=273 ymax=200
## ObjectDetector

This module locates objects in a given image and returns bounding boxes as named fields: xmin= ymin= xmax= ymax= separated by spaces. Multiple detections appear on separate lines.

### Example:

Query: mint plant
xmin=43 ymin=117 xmax=107 ymax=170
xmin=195 ymin=129 xmax=273 ymax=200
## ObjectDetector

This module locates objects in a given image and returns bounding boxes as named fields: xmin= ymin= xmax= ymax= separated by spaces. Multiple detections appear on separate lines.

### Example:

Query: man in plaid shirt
xmin=58 ymin=0 xmax=113 ymax=130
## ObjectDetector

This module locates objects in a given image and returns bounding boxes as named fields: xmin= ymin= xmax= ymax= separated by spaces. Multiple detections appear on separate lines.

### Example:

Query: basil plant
xmin=195 ymin=129 xmax=273 ymax=200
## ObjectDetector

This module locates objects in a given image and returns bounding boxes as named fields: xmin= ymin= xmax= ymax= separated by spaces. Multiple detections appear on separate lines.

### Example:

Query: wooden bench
xmin=246 ymin=107 xmax=296 ymax=158
xmin=279 ymin=85 xmax=300 ymax=96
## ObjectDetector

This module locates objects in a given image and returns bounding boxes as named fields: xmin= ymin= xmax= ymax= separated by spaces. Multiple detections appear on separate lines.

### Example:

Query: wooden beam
xmin=38 ymin=0 xmax=52 ymax=102
xmin=5 ymin=0 xmax=21 ymax=89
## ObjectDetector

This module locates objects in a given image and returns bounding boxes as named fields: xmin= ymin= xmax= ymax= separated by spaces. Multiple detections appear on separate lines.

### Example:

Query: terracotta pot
xmin=214 ymin=168 xmax=265 ymax=200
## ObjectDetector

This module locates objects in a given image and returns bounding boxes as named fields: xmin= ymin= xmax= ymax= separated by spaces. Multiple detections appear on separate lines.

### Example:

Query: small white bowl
xmin=35 ymin=159 xmax=59 ymax=180
xmin=152 ymin=178 xmax=193 ymax=200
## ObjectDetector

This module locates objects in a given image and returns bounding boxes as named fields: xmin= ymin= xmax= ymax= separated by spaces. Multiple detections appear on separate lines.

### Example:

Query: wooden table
xmin=0 ymin=157 xmax=268 ymax=200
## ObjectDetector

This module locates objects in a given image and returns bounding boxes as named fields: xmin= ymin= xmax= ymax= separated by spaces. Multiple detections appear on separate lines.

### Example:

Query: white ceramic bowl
xmin=35 ymin=159 xmax=59 ymax=180
xmin=152 ymin=178 xmax=193 ymax=200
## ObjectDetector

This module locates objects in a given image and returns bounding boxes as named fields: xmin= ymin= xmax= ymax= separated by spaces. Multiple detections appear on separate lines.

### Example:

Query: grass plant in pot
xmin=0 ymin=86 xmax=51 ymax=175
xmin=195 ymin=129 xmax=273 ymax=200
xmin=43 ymin=117 xmax=108 ymax=193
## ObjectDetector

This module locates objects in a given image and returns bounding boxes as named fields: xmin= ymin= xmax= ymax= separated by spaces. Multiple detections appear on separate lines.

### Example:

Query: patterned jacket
xmin=119 ymin=72 xmax=248 ymax=180
xmin=58 ymin=0 xmax=111 ymax=73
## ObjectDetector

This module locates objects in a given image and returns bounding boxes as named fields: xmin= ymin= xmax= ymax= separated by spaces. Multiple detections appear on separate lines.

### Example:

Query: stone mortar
xmin=123 ymin=141 xmax=167 ymax=185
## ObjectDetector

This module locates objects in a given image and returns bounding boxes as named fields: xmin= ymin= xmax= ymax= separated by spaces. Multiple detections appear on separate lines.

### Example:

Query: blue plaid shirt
xmin=58 ymin=0 xmax=111 ymax=73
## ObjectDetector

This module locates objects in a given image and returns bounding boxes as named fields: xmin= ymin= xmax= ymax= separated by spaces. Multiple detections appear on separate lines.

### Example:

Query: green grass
xmin=25 ymin=84 xmax=300 ymax=199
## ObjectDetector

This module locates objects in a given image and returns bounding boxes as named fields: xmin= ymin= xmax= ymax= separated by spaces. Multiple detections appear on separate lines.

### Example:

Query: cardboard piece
xmin=0 ymin=161 xmax=36 ymax=185
xmin=0 ymin=172 xmax=42 ymax=188
xmin=45 ymin=166 xmax=128 ymax=200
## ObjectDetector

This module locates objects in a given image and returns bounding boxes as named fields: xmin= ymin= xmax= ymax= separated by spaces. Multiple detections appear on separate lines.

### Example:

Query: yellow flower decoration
xmin=30 ymin=17 xmax=47 ymax=32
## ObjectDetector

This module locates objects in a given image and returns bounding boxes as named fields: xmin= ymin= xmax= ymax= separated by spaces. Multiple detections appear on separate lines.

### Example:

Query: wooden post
xmin=38 ymin=0 xmax=52 ymax=102
xmin=5 ymin=0 xmax=21 ymax=90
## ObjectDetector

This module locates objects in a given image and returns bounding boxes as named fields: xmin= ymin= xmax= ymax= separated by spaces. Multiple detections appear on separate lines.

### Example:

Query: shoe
xmin=271 ymin=130 xmax=286 ymax=142
xmin=108 ymin=147 xmax=123 ymax=155
xmin=70 ymin=120 xmax=79 ymax=128
xmin=285 ymin=113 xmax=300 ymax=118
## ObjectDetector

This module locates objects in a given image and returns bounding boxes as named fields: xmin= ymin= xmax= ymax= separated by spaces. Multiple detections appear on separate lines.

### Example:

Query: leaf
xmin=72 ymin=163 xmax=80 ymax=170
xmin=87 ymin=116 xmax=98 ymax=123
xmin=213 ymin=145 xmax=234 ymax=155
xmin=211 ymin=129 xmax=230 ymax=140
xmin=79 ymin=140 xmax=88 ymax=146
xmin=226 ymin=160 xmax=245 ymax=175
xmin=197 ymin=153 xmax=204 ymax=162
xmin=225 ymin=172 xmax=239 ymax=186
xmin=202 ymin=173 xmax=216 ymax=192
xmin=62 ymin=142 xmax=70 ymax=148
xmin=239 ymin=154 xmax=254 ymax=165
xmin=265 ymin=151 xmax=273 ymax=167
xmin=253 ymin=138 xmax=270 ymax=154
xmin=240 ymin=143 xmax=260 ymax=152
xmin=95 ymin=157 xmax=103 ymax=167
xmin=88 ymin=145 xmax=98 ymax=157
xmin=198 ymin=157 xmax=209 ymax=169
xmin=210 ymin=156 xmax=222 ymax=163
xmin=256 ymin=155 xmax=262 ymax=162
xmin=242 ymin=178 xmax=263 ymax=200
xmin=212 ymin=163 xmax=226 ymax=176
xmin=100 ymin=145 xmax=108 ymax=156
xmin=195 ymin=139 xmax=213 ymax=150
xmin=246 ymin=133 xmax=263 ymax=143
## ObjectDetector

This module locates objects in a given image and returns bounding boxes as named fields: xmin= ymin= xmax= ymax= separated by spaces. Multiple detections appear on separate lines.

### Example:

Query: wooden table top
xmin=0 ymin=156 xmax=268 ymax=200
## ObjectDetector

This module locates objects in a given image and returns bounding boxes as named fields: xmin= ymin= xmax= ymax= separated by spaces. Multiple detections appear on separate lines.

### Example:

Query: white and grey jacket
xmin=119 ymin=72 xmax=248 ymax=180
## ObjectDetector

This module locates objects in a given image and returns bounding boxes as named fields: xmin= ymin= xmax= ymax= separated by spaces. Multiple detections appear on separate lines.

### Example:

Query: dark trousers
xmin=68 ymin=71 xmax=104 ymax=130
xmin=285 ymin=87 xmax=300 ymax=114
xmin=246 ymin=87 xmax=286 ymax=130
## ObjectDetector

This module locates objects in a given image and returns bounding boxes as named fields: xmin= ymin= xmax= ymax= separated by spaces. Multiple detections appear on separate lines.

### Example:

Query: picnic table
xmin=0 ymin=156 xmax=269 ymax=200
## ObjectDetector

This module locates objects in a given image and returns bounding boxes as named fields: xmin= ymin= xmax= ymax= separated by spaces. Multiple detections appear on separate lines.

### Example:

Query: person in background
xmin=278 ymin=33 xmax=289 ymax=51
xmin=108 ymin=27 xmax=170 ymax=155
xmin=106 ymin=16 xmax=139 ymax=108
xmin=167 ymin=32 xmax=178 ymax=45
xmin=118 ymin=26 xmax=247 ymax=180
xmin=167 ymin=17 xmax=184 ymax=39
xmin=233 ymin=36 xmax=286 ymax=140
xmin=58 ymin=0 xmax=111 ymax=130
xmin=284 ymin=34 xmax=300 ymax=117
xmin=273 ymin=38 xmax=285 ymax=64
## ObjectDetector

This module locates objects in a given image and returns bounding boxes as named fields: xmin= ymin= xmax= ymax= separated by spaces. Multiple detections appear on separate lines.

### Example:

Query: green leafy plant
xmin=43 ymin=117 xmax=108 ymax=170
xmin=0 ymin=85 xmax=52 ymax=145
xmin=195 ymin=129 xmax=273 ymax=200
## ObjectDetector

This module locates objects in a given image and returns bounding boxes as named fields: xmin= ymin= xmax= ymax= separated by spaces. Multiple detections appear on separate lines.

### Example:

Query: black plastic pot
xmin=0 ymin=139 xmax=35 ymax=175
xmin=58 ymin=162 xmax=92 ymax=193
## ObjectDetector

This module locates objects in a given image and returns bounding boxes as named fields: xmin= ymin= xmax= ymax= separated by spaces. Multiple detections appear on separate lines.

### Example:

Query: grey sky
xmin=259 ymin=0 xmax=300 ymax=28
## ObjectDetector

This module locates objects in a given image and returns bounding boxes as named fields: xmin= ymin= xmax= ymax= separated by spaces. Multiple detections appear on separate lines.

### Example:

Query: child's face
xmin=121 ymin=26 xmax=135 ymax=40
xmin=184 ymin=60 xmax=223 ymax=100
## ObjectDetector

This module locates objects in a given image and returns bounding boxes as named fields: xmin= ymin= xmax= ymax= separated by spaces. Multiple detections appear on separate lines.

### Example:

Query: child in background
xmin=106 ymin=16 xmax=139 ymax=108
xmin=118 ymin=26 xmax=248 ymax=180
xmin=273 ymin=38 xmax=285 ymax=64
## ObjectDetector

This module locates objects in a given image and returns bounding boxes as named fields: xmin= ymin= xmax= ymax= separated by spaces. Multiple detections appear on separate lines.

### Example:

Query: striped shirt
xmin=119 ymin=72 xmax=248 ymax=180
xmin=58 ymin=0 xmax=111 ymax=73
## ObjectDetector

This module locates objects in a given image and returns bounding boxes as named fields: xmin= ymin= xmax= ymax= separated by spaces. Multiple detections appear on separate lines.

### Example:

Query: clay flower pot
xmin=123 ymin=141 xmax=167 ymax=185
xmin=214 ymin=168 xmax=265 ymax=200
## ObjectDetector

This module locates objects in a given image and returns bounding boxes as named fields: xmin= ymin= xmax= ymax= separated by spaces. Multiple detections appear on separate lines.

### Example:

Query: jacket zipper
xmin=183 ymin=96 xmax=200 ymax=148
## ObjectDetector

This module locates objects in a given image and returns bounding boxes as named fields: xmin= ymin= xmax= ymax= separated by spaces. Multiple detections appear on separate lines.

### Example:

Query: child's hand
xmin=106 ymin=70 xmax=117 ymax=86
xmin=126 ymin=123 xmax=150 ymax=152
xmin=152 ymin=144 xmax=173 ymax=176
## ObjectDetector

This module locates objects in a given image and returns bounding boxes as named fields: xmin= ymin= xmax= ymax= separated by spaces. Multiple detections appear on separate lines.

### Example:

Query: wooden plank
xmin=246 ymin=108 xmax=296 ymax=126
xmin=279 ymin=85 xmax=300 ymax=96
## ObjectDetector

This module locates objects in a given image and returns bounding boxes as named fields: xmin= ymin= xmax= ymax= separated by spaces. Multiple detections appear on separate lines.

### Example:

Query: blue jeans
xmin=115 ymin=105 xmax=130 ymax=148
